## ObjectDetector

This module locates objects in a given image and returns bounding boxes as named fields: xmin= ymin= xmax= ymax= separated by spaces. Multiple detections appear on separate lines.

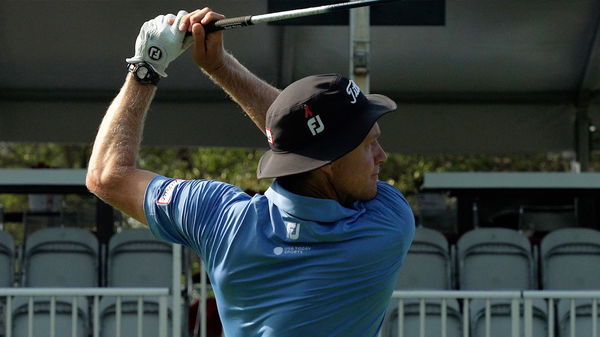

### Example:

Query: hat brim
xmin=257 ymin=93 xmax=397 ymax=179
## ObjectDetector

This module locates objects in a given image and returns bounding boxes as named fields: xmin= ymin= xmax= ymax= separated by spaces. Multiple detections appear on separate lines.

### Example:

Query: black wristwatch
xmin=127 ymin=62 xmax=160 ymax=85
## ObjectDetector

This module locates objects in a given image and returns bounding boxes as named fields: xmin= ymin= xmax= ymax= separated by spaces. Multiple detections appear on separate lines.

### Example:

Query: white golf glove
xmin=126 ymin=10 xmax=193 ymax=77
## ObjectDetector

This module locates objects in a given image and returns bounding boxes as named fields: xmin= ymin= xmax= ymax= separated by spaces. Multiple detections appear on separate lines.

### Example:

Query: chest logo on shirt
xmin=157 ymin=179 xmax=184 ymax=205
xmin=285 ymin=222 xmax=301 ymax=240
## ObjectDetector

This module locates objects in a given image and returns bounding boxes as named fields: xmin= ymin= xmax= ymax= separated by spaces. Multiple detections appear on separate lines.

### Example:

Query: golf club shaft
xmin=188 ymin=0 xmax=396 ymax=34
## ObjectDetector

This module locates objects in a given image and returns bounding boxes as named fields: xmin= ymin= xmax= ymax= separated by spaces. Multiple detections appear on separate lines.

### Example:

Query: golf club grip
xmin=185 ymin=16 xmax=253 ymax=36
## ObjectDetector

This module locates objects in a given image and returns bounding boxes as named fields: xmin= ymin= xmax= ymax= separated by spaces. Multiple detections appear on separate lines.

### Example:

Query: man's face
xmin=328 ymin=123 xmax=387 ymax=205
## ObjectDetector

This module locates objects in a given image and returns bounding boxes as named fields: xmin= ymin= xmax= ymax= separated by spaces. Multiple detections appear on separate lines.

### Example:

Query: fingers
xmin=164 ymin=13 xmax=176 ymax=33
xmin=179 ymin=8 xmax=210 ymax=32
xmin=200 ymin=11 xmax=226 ymax=25
xmin=171 ymin=10 xmax=188 ymax=34
xmin=178 ymin=7 xmax=226 ymax=33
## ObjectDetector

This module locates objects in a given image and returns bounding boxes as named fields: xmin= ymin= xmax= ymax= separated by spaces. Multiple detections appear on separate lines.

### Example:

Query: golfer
xmin=87 ymin=8 xmax=415 ymax=337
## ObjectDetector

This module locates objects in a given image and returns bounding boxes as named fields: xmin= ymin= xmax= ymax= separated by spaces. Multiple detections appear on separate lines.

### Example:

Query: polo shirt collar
xmin=264 ymin=180 xmax=363 ymax=222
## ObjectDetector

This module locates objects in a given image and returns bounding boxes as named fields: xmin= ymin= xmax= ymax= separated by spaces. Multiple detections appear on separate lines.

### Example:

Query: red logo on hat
xmin=266 ymin=128 xmax=274 ymax=144
xmin=304 ymin=104 xmax=314 ymax=118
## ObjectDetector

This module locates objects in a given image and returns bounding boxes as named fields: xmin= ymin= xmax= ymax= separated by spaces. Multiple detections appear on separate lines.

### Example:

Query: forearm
xmin=87 ymin=74 xmax=156 ymax=199
xmin=204 ymin=52 xmax=280 ymax=134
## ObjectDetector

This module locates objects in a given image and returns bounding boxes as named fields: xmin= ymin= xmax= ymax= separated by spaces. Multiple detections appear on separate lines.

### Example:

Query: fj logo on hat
xmin=346 ymin=80 xmax=361 ymax=104
xmin=266 ymin=128 xmax=274 ymax=144
xmin=307 ymin=116 xmax=324 ymax=136
xmin=304 ymin=105 xmax=324 ymax=136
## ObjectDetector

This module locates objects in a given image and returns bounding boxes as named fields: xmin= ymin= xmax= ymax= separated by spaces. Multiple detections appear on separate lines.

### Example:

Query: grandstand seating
xmin=540 ymin=227 xmax=600 ymax=290
xmin=457 ymin=228 xmax=535 ymax=290
xmin=23 ymin=227 xmax=99 ymax=287
xmin=4 ymin=222 xmax=600 ymax=337
xmin=0 ymin=230 xmax=15 ymax=287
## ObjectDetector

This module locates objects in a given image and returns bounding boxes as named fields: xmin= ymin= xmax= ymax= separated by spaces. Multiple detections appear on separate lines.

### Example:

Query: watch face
xmin=137 ymin=66 xmax=149 ymax=78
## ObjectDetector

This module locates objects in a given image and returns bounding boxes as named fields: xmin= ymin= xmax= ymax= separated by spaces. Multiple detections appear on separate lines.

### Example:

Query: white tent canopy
xmin=1 ymin=0 xmax=599 ymax=167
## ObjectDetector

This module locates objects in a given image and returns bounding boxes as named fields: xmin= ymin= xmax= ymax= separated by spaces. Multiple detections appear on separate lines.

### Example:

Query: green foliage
xmin=0 ymin=141 xmax=596 ymax=214
xmin=138 ymin=147 xmax=272 ymax=192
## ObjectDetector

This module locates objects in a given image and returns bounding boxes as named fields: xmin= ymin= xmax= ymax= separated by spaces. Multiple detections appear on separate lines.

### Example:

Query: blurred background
xmin=1 ymin=0 xmax=600 ymax=336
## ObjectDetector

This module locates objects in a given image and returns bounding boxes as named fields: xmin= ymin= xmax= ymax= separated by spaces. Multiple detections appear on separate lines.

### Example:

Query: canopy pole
xmin=350 ymin=6 xmax=371 ymax=94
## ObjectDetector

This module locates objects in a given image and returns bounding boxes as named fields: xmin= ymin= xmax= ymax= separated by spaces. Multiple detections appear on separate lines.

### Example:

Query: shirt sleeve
xmin=372 ymin=181 xmax=416 ymax=245
xmin=375 ymin=181 xmax=412 ymax=212
xmin=143 ymin=175 xmax=250 ymax=254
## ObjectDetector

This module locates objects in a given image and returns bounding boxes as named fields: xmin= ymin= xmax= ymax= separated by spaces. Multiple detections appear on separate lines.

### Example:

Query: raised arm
xmin=87 ymin=12 xmax=191 ymax=224
xmin=86 ymin=76 xmax=158 ymax=224
xmin=180 ymin=8 xmax=281 ymax=134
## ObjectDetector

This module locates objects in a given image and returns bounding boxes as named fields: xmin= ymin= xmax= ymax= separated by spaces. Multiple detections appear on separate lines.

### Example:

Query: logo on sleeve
xmin=157 ymin=179 xmax=184 ymax=205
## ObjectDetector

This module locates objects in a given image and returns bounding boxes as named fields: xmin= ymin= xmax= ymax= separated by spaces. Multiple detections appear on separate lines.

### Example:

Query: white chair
xmin=103 ymin=229 xmax=174 ymax=337
xmin=107 ymin=228 xmax=172 ymax=287
xmin=388 ymin=227 xmax=461 ymax=337
xmin=540 ymin=227 xmax=600 ymax=290
xmin=457 ymin=228 xmax=535 ymax=290
xmin=23 ymin=227 xmax=99 ymax=287
xmin=395 ymin=226 xmax=452 ymax=290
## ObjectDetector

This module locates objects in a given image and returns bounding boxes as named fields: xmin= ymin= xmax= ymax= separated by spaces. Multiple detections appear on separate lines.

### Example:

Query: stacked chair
xmin=383 ymin=226 xmax=461 ymax=337
xmin=457 ymin=227 xmax=548 ymax=337
xmin=101 ymin=228 xmax=174 ymax=337
xmin=540 ymin=228 xmax=600 ymax=337
xmin=12 ymin=227 xmax=97 ymax=337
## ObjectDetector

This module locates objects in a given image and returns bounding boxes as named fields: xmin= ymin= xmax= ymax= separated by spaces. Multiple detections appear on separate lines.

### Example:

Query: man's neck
xmin=277 ymin=171 xmax=353 ymax=207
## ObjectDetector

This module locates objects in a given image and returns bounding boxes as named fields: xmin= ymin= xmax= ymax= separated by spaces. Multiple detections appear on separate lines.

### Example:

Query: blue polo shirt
xmin=144 ymin=176 xmax=414 ymax=337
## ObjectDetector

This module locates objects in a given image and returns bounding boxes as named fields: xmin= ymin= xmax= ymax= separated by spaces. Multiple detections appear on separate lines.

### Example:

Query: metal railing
xmin=0 ymin=287 xmax=170 ymax=337
xmin=386 ymin=290 xmax=600 ymax=337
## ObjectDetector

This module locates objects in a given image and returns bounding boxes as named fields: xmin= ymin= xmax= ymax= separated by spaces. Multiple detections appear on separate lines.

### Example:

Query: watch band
xmin=127 ymin=62 xmax=160 ymax=85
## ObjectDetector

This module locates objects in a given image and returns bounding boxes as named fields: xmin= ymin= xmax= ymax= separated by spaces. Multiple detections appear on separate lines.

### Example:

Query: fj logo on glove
xmin=148 ymin=46 xmax=163 ymax=61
